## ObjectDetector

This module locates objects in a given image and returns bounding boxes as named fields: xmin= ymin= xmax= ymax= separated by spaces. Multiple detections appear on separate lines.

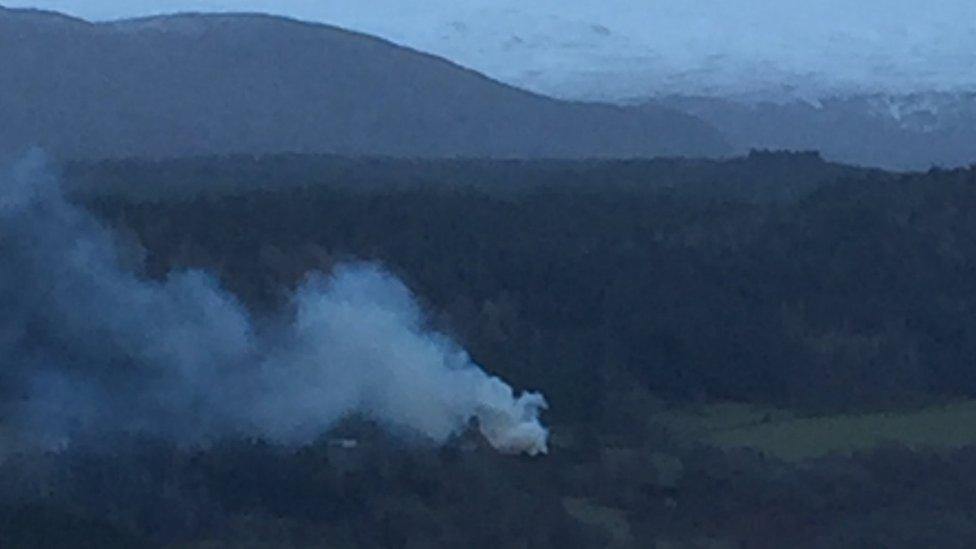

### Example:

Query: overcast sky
xmin=5 ymin=1 xmax=976 ymax=100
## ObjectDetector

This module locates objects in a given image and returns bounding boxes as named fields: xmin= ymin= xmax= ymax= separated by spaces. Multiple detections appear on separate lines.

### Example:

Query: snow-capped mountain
xmin=5 ymin=0 xmax=976 ymax=168
xmin=9 ymin=0 xmax=975 ymax=103
xmin=309 ymin=0 xmax=976 ymax=104
xmin=313 ymin=0 xmax=976 ymax=169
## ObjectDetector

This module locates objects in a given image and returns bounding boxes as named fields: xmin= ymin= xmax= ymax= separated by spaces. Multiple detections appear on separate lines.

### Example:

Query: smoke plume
xmin=0 ymin=153 xmax=548 ymax=455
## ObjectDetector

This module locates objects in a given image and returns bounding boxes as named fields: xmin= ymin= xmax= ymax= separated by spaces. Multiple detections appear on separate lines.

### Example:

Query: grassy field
xmin=562 ymin=497 xmax=633 ymax=546
xmin=650 ymin=400 xmax=976 ymax=462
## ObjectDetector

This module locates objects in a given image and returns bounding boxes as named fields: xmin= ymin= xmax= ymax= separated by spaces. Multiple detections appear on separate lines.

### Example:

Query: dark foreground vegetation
xmin=5 ymin=429 xmax=976 ymax=548
xmin=3 ymin=151 xmax=976 ymax=547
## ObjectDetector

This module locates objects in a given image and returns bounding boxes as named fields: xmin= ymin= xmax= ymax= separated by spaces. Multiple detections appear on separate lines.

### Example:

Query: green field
xmin=650 ymin=400 xmax=976 ymax=462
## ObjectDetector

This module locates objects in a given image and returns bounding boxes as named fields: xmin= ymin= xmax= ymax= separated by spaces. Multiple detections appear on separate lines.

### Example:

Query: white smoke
xmin=0 ymin=152 xmax=548 ymax=456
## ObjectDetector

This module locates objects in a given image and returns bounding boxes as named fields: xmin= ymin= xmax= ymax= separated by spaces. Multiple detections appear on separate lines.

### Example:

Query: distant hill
xmin=650 ymin=94 xmax=976 ymax=171
xmin=0 ymin=6 xmax=729 ymax=161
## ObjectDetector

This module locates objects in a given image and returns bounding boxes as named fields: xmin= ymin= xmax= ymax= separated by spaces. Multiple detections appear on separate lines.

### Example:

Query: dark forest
xmin=0 ymin=152 xmax=969 ymax=547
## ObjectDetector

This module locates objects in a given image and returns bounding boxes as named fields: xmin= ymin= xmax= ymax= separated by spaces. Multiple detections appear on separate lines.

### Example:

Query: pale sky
xmin=5 ymin=1 xmax=976 ymax=101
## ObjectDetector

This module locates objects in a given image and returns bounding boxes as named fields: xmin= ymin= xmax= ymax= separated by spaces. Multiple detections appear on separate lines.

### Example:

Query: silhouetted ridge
xmin=0 ymin=9 xmax=729 ymax=160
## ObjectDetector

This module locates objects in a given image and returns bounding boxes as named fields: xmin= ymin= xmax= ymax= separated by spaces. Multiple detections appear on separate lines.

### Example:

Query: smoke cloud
xmin=0 ymin=152 xmax=548 ymax=456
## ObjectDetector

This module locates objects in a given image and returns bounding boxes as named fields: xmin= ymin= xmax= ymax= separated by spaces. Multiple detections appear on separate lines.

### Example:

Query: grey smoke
xmin=0 ymin=152 xmax=548 ymax=455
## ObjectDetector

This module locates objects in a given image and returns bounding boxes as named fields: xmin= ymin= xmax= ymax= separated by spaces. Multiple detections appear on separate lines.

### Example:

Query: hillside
xmin=45 ymin=153 xmax=976 ymax=546
xmin=653 ymin=93 xmax=976 ymax=170
xmin=0 ymin=6 xmax=729 ymax=160
xmin=4 ymin=152 xmax=976 ymax=545
xmin=72 ymin=152 xmax=976 ymax=414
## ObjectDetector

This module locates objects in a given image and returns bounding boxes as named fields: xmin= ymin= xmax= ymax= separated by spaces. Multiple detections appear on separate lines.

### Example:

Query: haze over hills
xmin=651 ymin=93 xmax=976 ymax=171
xmin=0 ymin=6 xmax=730 ymax=161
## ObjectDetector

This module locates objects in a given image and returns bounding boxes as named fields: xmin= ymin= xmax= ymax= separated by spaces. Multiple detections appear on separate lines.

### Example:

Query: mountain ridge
xmin=0 ymin=7 xmax=730 ymax=161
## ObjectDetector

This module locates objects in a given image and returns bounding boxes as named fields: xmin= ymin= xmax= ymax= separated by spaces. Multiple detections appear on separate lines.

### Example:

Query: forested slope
xmin=3 ymin=152 xmax=975 ymax=547
xmin=71 ymin=152 xmax=976 ymax=413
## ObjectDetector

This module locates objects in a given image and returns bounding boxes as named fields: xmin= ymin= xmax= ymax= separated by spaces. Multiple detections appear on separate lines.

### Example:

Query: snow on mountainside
xmin=308 ymin=0 xmax=976 ymax=104
xmin=4 ymin=0 xmax=976 ymax=168
xmin=8 ymin=0 xmax=975 ymax=103
xmin=311 ymin=0 xmax=976 ymax=169
xmin=864 ymin=93 xmax=976 ymax=133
